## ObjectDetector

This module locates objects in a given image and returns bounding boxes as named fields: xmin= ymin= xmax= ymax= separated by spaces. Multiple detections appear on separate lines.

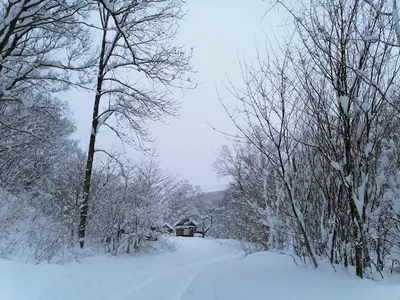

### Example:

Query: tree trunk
xmin=78 ymin=100 xmax=99 ymax=248
xmin=298 ymin=220 xmax=318 ymax=268
xmin=355 ymin=233 xmax=363 ymax=278
xmin=78 ymin=21 xmax=108 ymax=249
xmin=329 ymin=228 xmax=336 ymax=264
xmin=286 ymin=183 xmax=318 ymax=269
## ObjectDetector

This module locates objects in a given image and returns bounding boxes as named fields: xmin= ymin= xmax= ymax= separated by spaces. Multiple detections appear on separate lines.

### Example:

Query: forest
xmin=1 ymin=0 xmax=400 ymax=282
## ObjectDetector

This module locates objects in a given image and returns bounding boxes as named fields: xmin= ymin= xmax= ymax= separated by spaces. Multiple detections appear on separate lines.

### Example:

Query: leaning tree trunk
xmin=78 ymin=23 xmax=108 ymax=249
xmin=78 ymin=120 xmax=98 ymax=248
xmin=78 ymin=91 xmax=101 ymax=248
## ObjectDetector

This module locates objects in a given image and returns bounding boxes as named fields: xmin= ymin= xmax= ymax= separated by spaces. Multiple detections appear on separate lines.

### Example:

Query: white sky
xmin=67 ymin=0 xmax=286 ymax=191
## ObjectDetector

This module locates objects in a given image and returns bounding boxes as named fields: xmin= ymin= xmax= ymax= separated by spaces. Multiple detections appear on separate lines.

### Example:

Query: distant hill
xmin=196 ymin=190 xmax=225 ymax=206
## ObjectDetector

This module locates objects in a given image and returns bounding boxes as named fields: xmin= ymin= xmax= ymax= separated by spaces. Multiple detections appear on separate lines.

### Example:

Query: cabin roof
xmin=164 ymin=223 xmax=173 ymax=229
xmin=174 ymin=218 xmax=198 ymax=228
xmin=175 ymin=225 xmax=197 ymax=229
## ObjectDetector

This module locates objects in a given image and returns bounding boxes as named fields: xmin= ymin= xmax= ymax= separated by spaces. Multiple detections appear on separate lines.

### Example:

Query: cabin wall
xmin=175 ymin=228 xmax=195 ymax=237
xmin=190 ymin=228 xmax=196 ymax=236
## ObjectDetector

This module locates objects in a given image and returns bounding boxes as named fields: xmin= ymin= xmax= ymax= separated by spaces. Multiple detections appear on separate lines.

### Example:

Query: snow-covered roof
xmin=173 ymin=218 xmax=198 ymax=228
xmin=164 ymin=223 xmax=173 ymax=229
xmin=190 ymin=219 xmax=199 ymax=227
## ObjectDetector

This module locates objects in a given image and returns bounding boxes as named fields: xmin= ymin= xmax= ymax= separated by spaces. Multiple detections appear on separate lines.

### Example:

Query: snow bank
xmin=0 ymin=190 xmax=87 ymax=264
xmin=181 ymin=251 xmax=400 ymax=300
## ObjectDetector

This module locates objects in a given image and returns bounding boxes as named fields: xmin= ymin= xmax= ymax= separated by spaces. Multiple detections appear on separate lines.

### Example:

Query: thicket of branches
xmin=215 ymin=0 xmax=400 ymax=278
xmin=0 ymin=0 xmax=195 ymax=261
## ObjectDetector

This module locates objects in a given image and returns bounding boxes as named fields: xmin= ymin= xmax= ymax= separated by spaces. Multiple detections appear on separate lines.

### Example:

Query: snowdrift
xmin=0 ymin=190 xmax=83 ymax=263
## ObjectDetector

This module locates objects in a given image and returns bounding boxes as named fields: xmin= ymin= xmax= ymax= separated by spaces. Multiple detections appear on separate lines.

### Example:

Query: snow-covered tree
xmin=0 ymin=0 xmax=93 ymax=104
xmin=0 ymin=96 xmax=76 ymax=193
xmin=86 ymin=157 xmax=181 ymax=254
xmin=164 ymin=180 xmax=200 ymax=225
xmin=217 ymin=0 xmax=400 ymax=278
xmin=78 ymin=0 xmax=194 ymax=248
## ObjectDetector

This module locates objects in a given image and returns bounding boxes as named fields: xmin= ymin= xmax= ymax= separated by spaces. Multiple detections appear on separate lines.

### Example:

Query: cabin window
xmin=183 ymin=229 xmax=190 ymax=235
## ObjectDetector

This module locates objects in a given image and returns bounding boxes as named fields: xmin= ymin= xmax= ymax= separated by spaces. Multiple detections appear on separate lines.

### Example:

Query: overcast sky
xmin=67 ymin=0 xmax=285 ymax=191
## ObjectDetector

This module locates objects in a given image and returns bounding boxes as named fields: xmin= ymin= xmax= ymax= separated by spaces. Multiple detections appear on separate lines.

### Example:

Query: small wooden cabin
xmin=174 ymin=218 xmax=198 ymax=237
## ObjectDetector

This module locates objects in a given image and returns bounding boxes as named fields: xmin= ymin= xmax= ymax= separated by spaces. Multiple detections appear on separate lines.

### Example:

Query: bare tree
xmin=195 ymin=205 xmax=220 ymax=238
xmin=78 ymin=0 xmax=194 ymax=248
xmin=215 ymin=0 xmax=400 ymax=278
xmin=164 ymin=180 xmax=200 ymax=224
xmin=86 ymin=156 xmax=181 ymax=254
xmin=283 ymin=0 xmax=400 ymax=277
xmin=0 ymin=0 xmax=93 ymax=104
xmin=218 ymin=52 xmax=319 ymax=268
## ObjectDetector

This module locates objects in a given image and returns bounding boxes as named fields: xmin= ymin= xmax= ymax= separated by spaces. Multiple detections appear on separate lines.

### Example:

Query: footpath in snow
xmin=1 ymin=237 xmax=399 ymax=300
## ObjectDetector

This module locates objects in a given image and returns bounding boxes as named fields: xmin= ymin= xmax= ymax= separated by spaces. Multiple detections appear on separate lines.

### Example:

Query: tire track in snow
xmin=118 ymin=253 xmax=240 ymax=300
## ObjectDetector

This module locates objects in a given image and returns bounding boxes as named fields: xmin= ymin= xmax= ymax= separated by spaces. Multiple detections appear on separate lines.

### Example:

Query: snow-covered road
xmin=0 ymin=237 xmax=240 ymax=300
xmin=1 ymin=237 xmax=400 ymax=300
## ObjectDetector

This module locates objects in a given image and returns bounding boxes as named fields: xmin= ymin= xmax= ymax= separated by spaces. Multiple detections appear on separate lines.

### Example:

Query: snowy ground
xmin=0 ymin=237 xmax=399 ymax=300
xmin=182 ymin=251 xmax=400 ymax=300
xmin=0 ymin=237 xmax=240 ymax=300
